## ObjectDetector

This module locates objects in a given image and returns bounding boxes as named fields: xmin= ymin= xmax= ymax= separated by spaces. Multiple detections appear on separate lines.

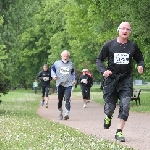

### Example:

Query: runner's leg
xmin=45 ymin=86 xmax=49 ymax=108
xmin=58 ymin=85 xmax=65 ymax=120
xmin=64 ymin=86 xmax=72 ymax=119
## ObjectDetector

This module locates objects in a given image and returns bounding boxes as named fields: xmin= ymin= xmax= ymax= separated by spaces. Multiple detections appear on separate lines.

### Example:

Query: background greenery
xmin=0 ymin=0 xmax=150 ymax=95
xmin=1 ymin=1 xmax=149 ymax=148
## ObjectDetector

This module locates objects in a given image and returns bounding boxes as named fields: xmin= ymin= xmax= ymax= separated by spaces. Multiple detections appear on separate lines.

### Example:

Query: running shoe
xmin=64 ymin=115 xmax=69 ymax=120
xmin=45 ymin=103 xmax=48 ymax=108
xmin=115 ymin=132 xmax=125 ymax=142
xmin=83 ymin=104 xmax=87 ymax=108
xmin=104 ymin=115 xmax=111 ymax=129
xmin=41 ymin=100 xmax=45 ymax=106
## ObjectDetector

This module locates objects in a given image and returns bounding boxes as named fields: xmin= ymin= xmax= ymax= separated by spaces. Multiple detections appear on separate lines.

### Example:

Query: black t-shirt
xmin=79 ymin=74 xmax=91 ymax=87
xmin=96 ymin=39 xmax=144 ymax=75
xmin=37 ymin=70 xmax=52 ymax=87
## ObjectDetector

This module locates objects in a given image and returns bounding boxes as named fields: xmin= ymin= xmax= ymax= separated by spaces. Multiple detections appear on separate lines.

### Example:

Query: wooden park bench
xmin=131 ymin=89 xmax=141 ymax=105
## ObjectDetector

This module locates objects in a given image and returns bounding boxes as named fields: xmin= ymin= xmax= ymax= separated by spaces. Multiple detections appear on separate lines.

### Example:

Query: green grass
xmin=0 ymin=90 xmax=134 ymax=150
xmin=74 ymin=84 xmax=150 ymax=112
xmin=74 ymin=85 xmax=101 ymax=92
xmin=130 ymin=92 xmax=150 ymax=112
xmin=74 ymin=84 xmax=150 ymax=92
xmin=73 ymin=90 xmax=150 ymax=113
xmin=134 ymin=84 xmax=150 ymax=89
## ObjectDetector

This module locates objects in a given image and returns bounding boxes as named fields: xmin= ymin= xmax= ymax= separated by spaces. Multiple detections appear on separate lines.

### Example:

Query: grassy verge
xmin=74 ymin=85 xmax=101 ymax=92
xmin=0 ymin=90 xmax=133 ymax=150
xmin=73 ymin=90 xmax=150 ymax=113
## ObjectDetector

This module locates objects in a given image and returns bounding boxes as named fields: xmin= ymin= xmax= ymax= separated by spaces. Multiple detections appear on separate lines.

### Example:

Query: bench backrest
xmin=132 ymin=89 xmax=141 ymax=98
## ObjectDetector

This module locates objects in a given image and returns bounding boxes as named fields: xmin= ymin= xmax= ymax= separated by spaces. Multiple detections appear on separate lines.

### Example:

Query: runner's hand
xmin=72 ymin=81 xmax=76 ymax=85
xmin=138 ymin=66 xmax=143 ymax=74
xmin=103 ymin=70 xmax=112 ymax=77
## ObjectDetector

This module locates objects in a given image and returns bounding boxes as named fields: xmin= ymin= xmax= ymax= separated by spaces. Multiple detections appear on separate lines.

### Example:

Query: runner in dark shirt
xmin=79 ymin=69 xmax=91 ymax=108
xmin=96 ymin=22 xmax=144 ymax=142
xmin=37 ymin=64 xmax=51 ymax=108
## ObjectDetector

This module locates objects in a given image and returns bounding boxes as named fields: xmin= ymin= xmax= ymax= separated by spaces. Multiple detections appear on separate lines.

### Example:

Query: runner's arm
xmin=133 ymin=43 xmax=145 ymax=68
xmin=96 ymin=44 xmax=109 ymax=74
xmin=49 ymin=67 xmax=53 ymax=81
xmin=71 ymin=68 xmax=76 ymax=83
xmin=37 ymin=71 xmax=43 ymax=80
xmin=51 ymin=64 xmax=56 ymax=77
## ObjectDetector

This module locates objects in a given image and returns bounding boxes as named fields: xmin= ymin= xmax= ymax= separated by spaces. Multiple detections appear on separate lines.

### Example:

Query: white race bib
xmin=44 ymin=77 xmax=49 ymax=81
xmin=81 ymin=79 xmax=87 ymax=84
xmin=60 ymin=67 xmax=69 ymax=74
xmin=114 ymin=53 xmax=129 ymax=64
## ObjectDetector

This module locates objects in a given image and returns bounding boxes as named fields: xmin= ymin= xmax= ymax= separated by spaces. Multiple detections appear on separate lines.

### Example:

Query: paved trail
xmin=37 ymin=95 xmax=150 ymax=150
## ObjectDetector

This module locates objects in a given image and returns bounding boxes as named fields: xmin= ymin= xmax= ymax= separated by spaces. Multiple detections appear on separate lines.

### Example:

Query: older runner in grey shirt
xmin=51 ymin=50 xmax=75 ymax=120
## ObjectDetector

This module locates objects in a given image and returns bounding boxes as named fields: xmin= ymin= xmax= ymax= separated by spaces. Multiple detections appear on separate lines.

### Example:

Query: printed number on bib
xmin=44 ymin=77 xmax=49 ymax=81
xmin=60 ymin=67 xmax=69 ymax=74
xmin=114 ymin=53 xmax=129 ymax=64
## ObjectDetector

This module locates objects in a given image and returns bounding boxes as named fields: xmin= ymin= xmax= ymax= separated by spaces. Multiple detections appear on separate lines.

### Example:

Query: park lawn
xmin=73 ymin=86 xmax=150 ymax=113
xmin=0 ymin=90 xmax=134 ymax=150
xmin=95 ymin=92 xmax=150 ymax=113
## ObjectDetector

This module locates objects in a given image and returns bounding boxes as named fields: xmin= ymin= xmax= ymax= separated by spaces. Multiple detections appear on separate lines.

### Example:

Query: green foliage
xmin=0 ymin=0 xmax=150 ymax=92
xmin=0 ymin=16 xmax=10 ymax=95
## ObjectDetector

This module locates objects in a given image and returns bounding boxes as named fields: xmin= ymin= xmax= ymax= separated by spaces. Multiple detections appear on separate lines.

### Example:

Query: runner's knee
xmin=45 ymin=92 xmax=49 ymax=97
xmin=65 ymin=100 xmax=71 ymax=111
xmin=42 ymin=92 xmax=45 ymax=97
xmin=119 ymin=97 xmax=130 ymax=121
xmin=104 ymin=103 xmax=116 ymax=116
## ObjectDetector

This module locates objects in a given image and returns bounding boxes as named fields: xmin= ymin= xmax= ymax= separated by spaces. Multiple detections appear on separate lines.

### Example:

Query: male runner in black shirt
xmin=96 ymin=22 xmax=144 ymax=142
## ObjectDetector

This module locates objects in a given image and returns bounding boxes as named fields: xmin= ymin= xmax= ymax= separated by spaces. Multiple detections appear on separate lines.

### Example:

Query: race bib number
xmin=114 ymin=53 xmax=129 ymax=64
xmin=60 ymin=67 xmax=69 ymax=74
xmin=44 ymin=77 xmax=49 ymax=81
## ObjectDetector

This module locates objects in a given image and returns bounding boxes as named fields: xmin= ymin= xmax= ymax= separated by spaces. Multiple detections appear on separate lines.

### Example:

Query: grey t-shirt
xmin=51 ymin=60 xmax=75 ymax=87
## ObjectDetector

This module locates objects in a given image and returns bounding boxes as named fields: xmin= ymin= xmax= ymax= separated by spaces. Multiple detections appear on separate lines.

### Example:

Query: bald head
xmin=118 ymin=22 xmax=131 ymax=32
xmin=119 ymin=22 xmax=131 ymax=30
xmin=117 ymin=22 xmax=131 ymax=40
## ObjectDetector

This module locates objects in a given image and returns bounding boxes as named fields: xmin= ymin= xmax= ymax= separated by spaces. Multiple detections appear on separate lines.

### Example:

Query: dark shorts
xmin=103 ymin=75 xmax=132 ymax=102
xmin=103 ymin=75 xmax=133 ymax=121
xmin=57 ymin=85 xmax=72 ymax=110
xmin=81 ymin=86 xmax=89 ymax=99
xmin=41 ymin=86 xmax=49 ymax=97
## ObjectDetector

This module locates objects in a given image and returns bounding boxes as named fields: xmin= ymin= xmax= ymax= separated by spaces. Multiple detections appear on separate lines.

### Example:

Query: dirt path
xmin=37 ymin=95 xmax=150 ymax=150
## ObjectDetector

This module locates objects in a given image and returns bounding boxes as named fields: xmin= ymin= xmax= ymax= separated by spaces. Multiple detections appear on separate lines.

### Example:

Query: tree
xmin=0 ymin=0 xmax=150 ymax=89
xmin=0 ymin=0 xmax=43 ymax=88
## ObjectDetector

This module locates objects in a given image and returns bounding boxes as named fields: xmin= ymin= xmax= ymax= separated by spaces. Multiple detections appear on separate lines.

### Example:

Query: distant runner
xmin=33 ymin=79 xmax=38 ymax=94
xmin=79 ymin=69 xmax=91 ymax=108
xmin=38 ymin=64 xmax=52 ymax=108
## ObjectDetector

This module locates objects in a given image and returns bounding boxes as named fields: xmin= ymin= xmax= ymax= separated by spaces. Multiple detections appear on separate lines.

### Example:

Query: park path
xmin=37 ymin=94 xmax=150 ymax=150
